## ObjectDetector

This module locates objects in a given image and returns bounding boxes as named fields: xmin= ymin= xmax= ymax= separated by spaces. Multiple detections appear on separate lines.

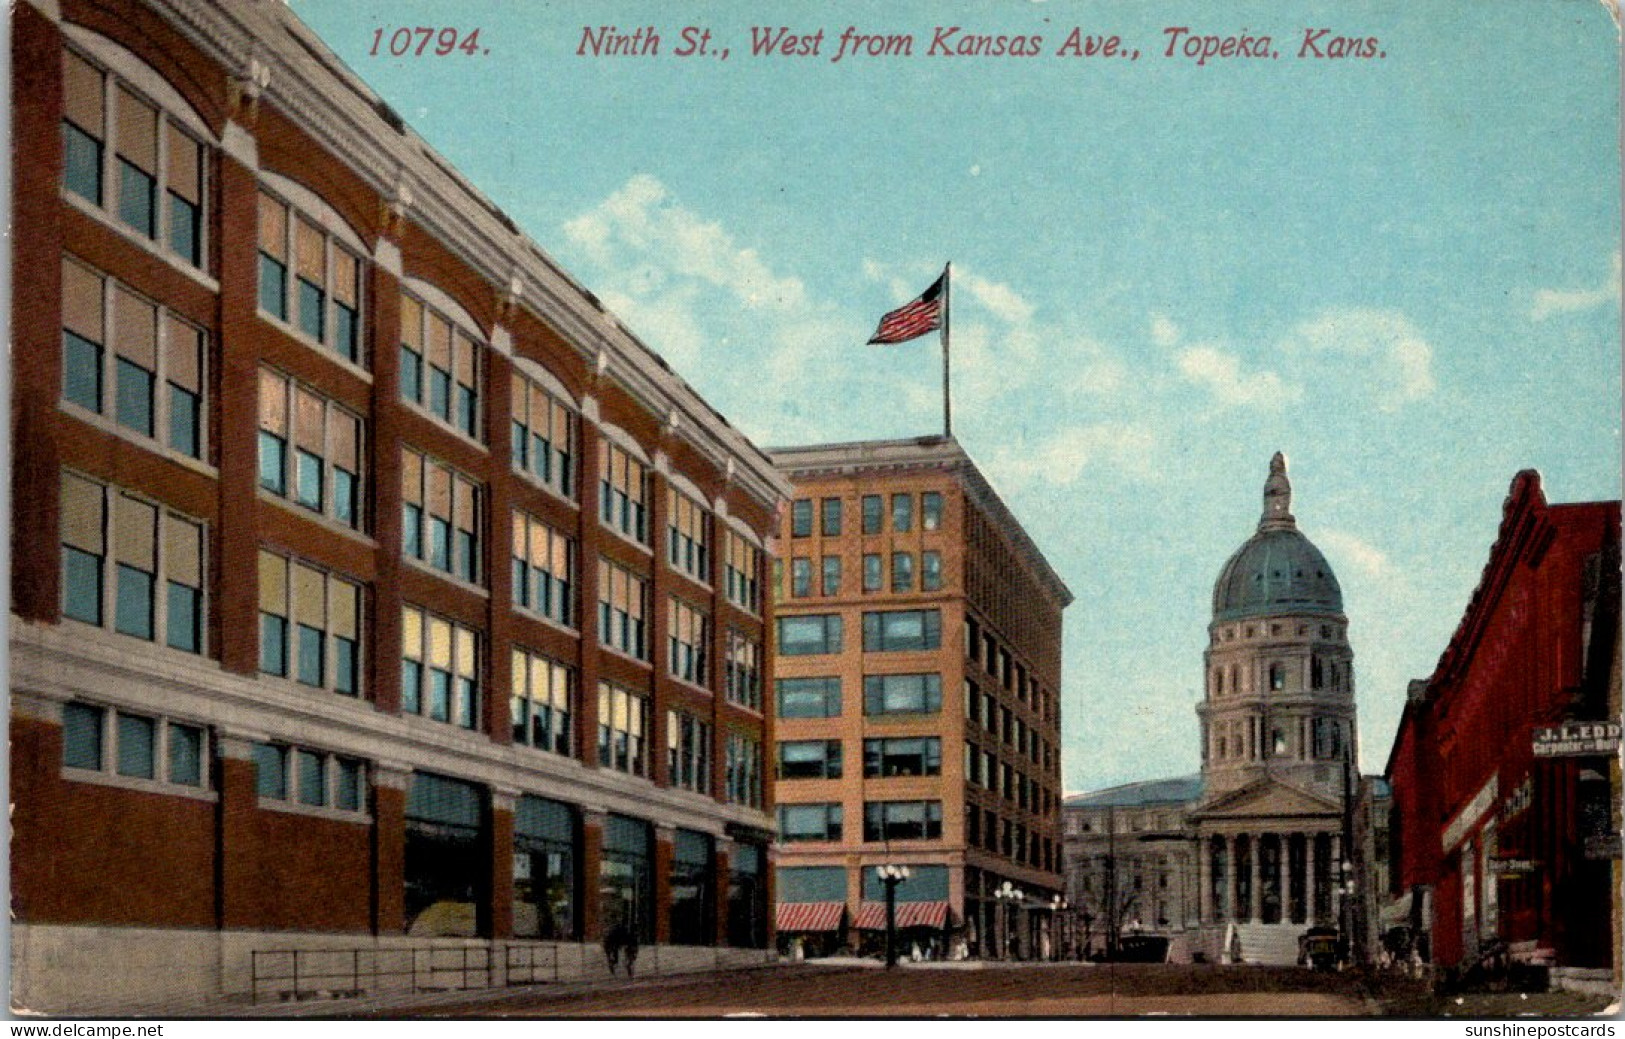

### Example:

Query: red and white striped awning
xmin=853 ymin=901 xmax=951 ymax=931
xmin=775 ymin=901 xmax=846 ymax=933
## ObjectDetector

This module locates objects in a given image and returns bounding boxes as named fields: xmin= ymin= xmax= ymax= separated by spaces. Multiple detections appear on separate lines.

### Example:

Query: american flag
xmin=867 ymin=272 xmax=946 ymax=345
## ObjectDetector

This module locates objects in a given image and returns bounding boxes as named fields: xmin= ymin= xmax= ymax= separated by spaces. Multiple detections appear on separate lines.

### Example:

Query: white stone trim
xmin=258 ymin=170 xmax=367 ymax=253
xmin=723 ymin=513 xmax=765 ymax=549
xmin=402 ymin=276 xmax=485 ymax=341
xmin=665 ymin=469 xmax=707 ymax=506
xmin=62 ymin=24 xmax=213 ymax=140
xmin=597 ymin=421 xmax=649 ymax=464
xmin=511 ymin=355 xmax=578 ymax=407
xmin=220 ymin=120 xmax=257 ymax=169
xmin=373 ymin=238 xmax=402 ymax=277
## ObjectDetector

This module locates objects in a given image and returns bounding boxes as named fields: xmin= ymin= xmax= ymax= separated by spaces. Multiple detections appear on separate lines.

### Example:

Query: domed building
xmin=1062 ymin=455 xmax=1362 ymax=964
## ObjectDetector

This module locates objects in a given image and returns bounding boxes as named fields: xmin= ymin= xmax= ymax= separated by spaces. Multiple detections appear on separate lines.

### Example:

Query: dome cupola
xmin=1211 ymin=453 xmax=1343 ymax=623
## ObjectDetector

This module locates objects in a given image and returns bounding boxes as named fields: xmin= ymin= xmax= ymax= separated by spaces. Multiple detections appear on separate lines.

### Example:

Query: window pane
xmin=258 ymin=431 xmax=286 ymax=494
xmin=335 ymin=305 xmax=359 ymax=363
xmin=295 ymin=450 xmax=324 ymax=510
xmin=63 ymin=331 xmax=102 ymax=412
xmin=297 ymin=749 xmax=326 ymax=806
xmin=296 ymin=623 xmax=324 ymax=687
xmin=297 ymin=279 xmax=325 ymax=341
xmin=115 ymin=358 xmax=154 ymax=437
xmin=169 ymin=385 xmax=200 ymax=458
xmin=117 ymin=159 xmax=155 ymax=236
xmin=62 ymin=702 xmax=103 ymax=770
xmin=429 ymin=368 xmax=451 ymax=419
xmin=166 ymin=581 xmax=200 ymax=652
xmin=116 ymin=713 xmax=155 ymax=778
xmin=63 ymin=546 xmax=103 ymax=624
xmin=402 ymin=658 xmax=422 ymax=713
xmin=260 ymin=613 xmax=287 ymax=675
xmin=254 ymin=743 xmax=286 ymax=799
xmin=168 ymin=723 xmax=202 ymax=786
xmin=337 ymin=758 xmax=362 ymax=810
xmin=334 ymin=637 xmax=358 ymax=696
xmin=400 ymin=346 xmax=422 ymax=402
xmin=334 ymin=469 xmax=358 ymax=527
xmin=259 ymin=255 xmax=287 ymax=319
xmin=114 ymin=564 xmax=154 ymax=639
xmin=63 ymin=123 xmax=103 ymax=204
xmin=169 ymin=195 xmax=200 ymax=266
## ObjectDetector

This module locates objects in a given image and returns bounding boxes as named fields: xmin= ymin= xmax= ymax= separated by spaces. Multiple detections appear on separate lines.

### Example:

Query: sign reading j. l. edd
xmin=1531 ymin=722 xmax=1622 ymax=757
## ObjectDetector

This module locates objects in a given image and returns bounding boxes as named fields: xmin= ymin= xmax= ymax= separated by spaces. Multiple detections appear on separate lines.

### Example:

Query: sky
xmin=288 ymin=0 xmax=1622 ymax=793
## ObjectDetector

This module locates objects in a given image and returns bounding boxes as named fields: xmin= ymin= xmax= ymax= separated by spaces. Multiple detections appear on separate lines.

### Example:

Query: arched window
xmin=1269 ymin=663 xmax=1286 ymax=691
xmin=1310 ymin=655 xmax=1324 ymax=690
xmin=1272 ymin=728 xmax=1287 ymax=756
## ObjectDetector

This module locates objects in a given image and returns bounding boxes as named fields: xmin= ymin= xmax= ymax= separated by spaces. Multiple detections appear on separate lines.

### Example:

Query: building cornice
xmin=131 ymin=0 xmax=789 ymax=511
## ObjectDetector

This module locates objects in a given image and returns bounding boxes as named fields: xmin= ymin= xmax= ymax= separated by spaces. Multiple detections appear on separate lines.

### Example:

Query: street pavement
xmin=369 ymin=963 xmax=1382 ymax=1018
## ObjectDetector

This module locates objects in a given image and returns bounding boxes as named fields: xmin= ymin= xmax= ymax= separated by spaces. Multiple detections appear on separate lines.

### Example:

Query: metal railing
xmin=250 ymin=946 xmax=493 ymax=1004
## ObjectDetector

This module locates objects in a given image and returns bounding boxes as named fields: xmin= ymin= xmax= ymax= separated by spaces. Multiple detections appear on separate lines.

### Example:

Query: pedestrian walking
xmin=603 ymin=922 xmax=626 ymax=975
xmin=624 ymin=926 xmax=640 ymax=978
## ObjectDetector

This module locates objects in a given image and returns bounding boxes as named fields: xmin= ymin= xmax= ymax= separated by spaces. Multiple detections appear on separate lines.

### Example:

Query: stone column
xmin=1278 ymin=834 xmax=1291 ymax=924
xmin=581 ymin=808 xmax=607 ymax=940
xmin=487 ymin=786 xmax=519 ymax=939
xmin=1330 ymin=834 xmax=1343 ymax=920
xmin=1224 ymin=834 xmax=1237 ymax=921
xmin=1198 ymin=837 xmax=1213 ymax=924
xmin=1248 ymin=834 xmax=1262 ymax=922
xmin=1306 ymin=832 xmax=1318 ymax=924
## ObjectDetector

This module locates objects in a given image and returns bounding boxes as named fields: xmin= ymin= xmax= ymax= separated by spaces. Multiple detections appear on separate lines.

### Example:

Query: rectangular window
xmin=863 ymin=673 xmax=943 ymax=716
xmin=724 ymin=732 xmax=763 ymax=808
xmin=259 ymin=193 xmax=366 ymax=363
xmin=253 ymin=741 xmax=365 ymax=811
xmin=790 ymin=499 xmax=813 ymax=538
xmin=891 ymin=552 xmax=914 ymax=593
xmin=61 ymin=472 xmax=203 ymax=654
xmin=399 ymin=294 xmax=479 ymax=436
xmin=259 ymin=369 xmax=363 ymax=528
xmin=667 ymin=598 xmax=710 ymax=686
xmin=666 ymin=710 xmax=712 ymax=793
xmin=863 ymin=553 xmax=882 ymax=593
xmin=725 ymin=631 xmax=762 ymax=710
xmin=861 ymin=495 xmax=883 ymax=535
xmin=667 ymin=490 xmax=711 ymax=582
xmin=115 ymin=712 xmax=155 ymax=778
xmin=777 ymin=803 xmax=842 ymax=843
xmin=922 ymin=551 xmax=943 ymax=592
xmin=64 ymin=51 xmax=205 ymax=268
xmin=790 ymin=557 xmax=812 ymax=598
xmin=862 ymin=609 xmax=941 ymax=652
xmin=777 ymin=614 xmax=842 ymax=656
xmin=402 ymin=448 xmax=480 ymax=583
xmin=511 ymin=372 xmax=576 ymax=498
xmin=596 ymin=681 xmax=649 ymax=776
xmin=864 ymin=737 xmax=942 ymax=778
xmin=598 ymin=439 xmax=649 ymax=543
xmin=778 ymin=739 xmax=842 ymax=780
xmin=401 ymin=605 xmax=479 ymax=729
xmin=60 ymin=704 xmax=208 ymax=790
xmin=821 ymin=556 xmax=841 ymax=596
xmin=61 ymin=260 xmax=207 ymax=459
xmin=862 ymin=800 xmax=943 ymax=842
xmin=776 ymin=676 xmax=842 ymax=719
xmin=921 ymin=491 xmax=943 ymax=531
xmin=891 ymin=494 xmax=913 ymax=533
xmin=723 ymin=531 xmax=762 ymax=613
xmin=258 ymin=551 xmax=363 ymax=696
xmin=820 ymin=498 xmax=842 ymax=537
xmin=597 ymin=559 xmax=650 ymax=660
xmin=511 ymin=511 xmax=575 ymax=628
xmin=511 ymin=647 xmax=573 ymax=756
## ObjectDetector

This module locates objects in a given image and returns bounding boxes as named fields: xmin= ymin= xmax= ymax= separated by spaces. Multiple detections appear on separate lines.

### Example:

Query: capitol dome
xmin=1211 ymin=453 xmax=1343 ymax=623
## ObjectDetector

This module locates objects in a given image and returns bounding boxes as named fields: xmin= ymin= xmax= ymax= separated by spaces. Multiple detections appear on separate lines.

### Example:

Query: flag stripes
xmin=868 ymin=273 xmax=946 ymax=345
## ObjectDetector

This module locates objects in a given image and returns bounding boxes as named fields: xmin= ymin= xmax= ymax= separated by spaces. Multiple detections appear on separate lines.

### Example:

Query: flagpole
xmin=942 ymin=262 xmax=952 ymax=439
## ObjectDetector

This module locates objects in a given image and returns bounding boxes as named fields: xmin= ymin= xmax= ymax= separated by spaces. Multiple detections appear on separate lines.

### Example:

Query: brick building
xmin=766 ymin=436 xmax=1071 ymax=960
xmin=1383 ymin=471 xmax=1620 ymax=994
xmin=10 ymin=0 xmax=788 ymax=1009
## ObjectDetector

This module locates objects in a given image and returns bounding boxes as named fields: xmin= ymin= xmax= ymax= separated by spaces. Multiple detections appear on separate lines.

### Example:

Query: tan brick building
xmin=11 ymin=0 xmax=786 ymax=1010
xmin=768 ymin=436 xmax=1071 ymax=959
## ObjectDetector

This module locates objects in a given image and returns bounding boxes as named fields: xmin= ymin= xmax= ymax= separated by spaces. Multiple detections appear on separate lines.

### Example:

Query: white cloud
xmin=1286 ymin=308 xmax=1436 ymax=411
xmin=1149 ymin=314 xmax=1181 ymax=348
xmin=1531 ymin=251 xmax=1622 ymax=320
xmin=960 ymin=271 xmax=1035 ymax=327
xmin=989 ymin=423 xmax=1158 ymax=491
xmin=1176 ymin=345 xmax=1300 ymax=409
xmin=1316 ymin=528 xmax=1395 ymax=581
xmin=563 ymin=174 xmax=807 ymax=312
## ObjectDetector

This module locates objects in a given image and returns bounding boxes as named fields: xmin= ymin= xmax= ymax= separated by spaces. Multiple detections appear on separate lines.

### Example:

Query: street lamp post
xmin=994 ymin=881 xmax=1024 ymax=960
xmin=1050 ymin=895 xmax=1069 ymax=960
xmin=879 ymin=864 xmax=911 ymax=969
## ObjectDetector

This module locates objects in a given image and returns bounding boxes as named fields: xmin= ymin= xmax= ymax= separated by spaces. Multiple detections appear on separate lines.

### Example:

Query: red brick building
xmin=1383 ymin=471 xmax=1619 ymax=993
xmin=11 ymin=0 xmax=787 ymax=1009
